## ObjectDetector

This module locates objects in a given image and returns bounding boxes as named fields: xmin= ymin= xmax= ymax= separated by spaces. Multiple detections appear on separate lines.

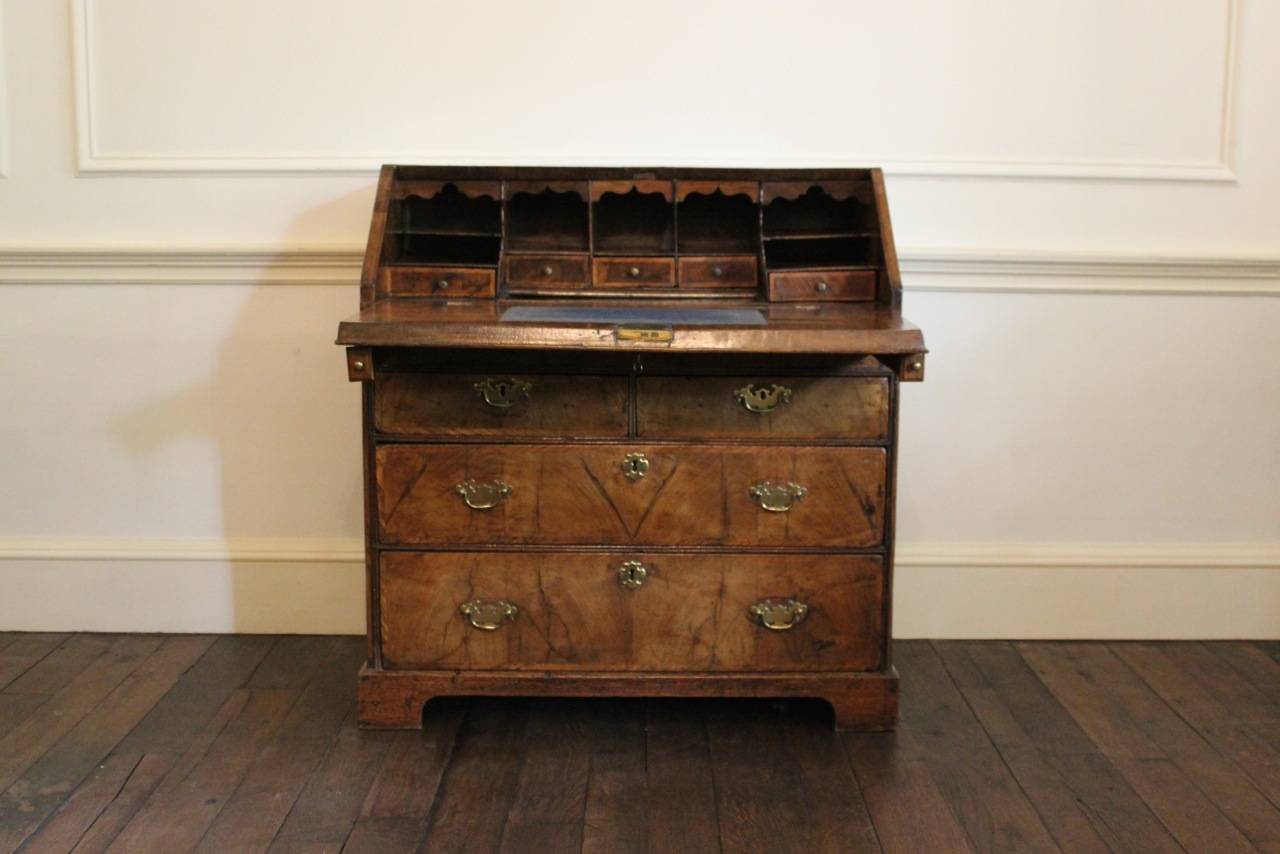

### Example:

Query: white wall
xmin=0 ymin=0 xmax=1276 ymax=637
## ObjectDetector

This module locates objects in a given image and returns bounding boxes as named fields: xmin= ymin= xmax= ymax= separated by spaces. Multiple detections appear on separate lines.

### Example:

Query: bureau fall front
xmin=336 ymin=166 xmax=925 ymax=730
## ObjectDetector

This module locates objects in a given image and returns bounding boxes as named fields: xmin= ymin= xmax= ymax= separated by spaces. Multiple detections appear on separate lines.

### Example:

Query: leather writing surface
xmin=500 ymin=306 xmax=766 ymax=326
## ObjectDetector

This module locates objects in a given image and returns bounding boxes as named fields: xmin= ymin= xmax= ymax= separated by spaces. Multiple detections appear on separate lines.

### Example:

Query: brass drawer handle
xmin=748 ymin=481 xmax=807 ymax=512
xmin=617 ymin=560 xmax=648 ymax=589
xmin=455 ymin=479 xmax=512 ymax=510
xmin=749 ymin=598 xmax=809 ymax=631
xmin=459 ymin=599 xmax=518 ymax=631
xmin=474 ymin=377 xmax=531 ymax=408
xmin=628 ymin=265 xmax=642 ymax=278
xmin=734 ymin=383 xmax=792 ymax=413
xmin=621 ymin=452 xmax=650 ymax=481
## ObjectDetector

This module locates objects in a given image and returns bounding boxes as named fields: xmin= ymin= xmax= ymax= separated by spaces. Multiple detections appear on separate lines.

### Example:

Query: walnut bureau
xmin=337 ymin=166 xmax=925 ymax=730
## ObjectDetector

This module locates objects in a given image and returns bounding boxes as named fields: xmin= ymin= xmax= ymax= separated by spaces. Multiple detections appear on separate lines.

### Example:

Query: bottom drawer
xmin=379 ymin=551 xmax=884 ymax=672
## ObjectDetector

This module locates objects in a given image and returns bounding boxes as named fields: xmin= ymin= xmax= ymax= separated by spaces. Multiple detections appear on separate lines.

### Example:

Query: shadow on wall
xmin=111 ymin=190 xmax=368 ymax=634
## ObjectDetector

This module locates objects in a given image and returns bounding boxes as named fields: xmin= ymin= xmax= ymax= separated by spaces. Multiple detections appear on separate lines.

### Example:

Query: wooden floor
xmin=0 ymin=636 xmax=1277 ymax=853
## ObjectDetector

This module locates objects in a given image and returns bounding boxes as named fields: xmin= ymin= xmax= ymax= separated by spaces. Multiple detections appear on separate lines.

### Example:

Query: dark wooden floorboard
xmin=935 ymin=640 xmax=1182 ymax=854
xmin=415 ymin=699 xmax=528 ymax=854
xmin=0 ymin=635 xmax=214 ymax=850
xmin=643 ymin=699 xmax=721 ymax=854
xmin=496 ymin=700 xmax=591 ymax=854
xmin=0 ymin=635 xmax=161 ymax=794
xmin=705 ymin=699 xmax=834 ymax=854
xmin=194 ymin=637 xmax=366 ymax=852
xmin=579 ymin=699 xmax=647 ymax=854
xmin=104 ymin=636 xmax=333 ymax=852
xmin=4 ymin=636 xmax=1280 ymax=854
xmin=894 ymin=642 xmax=1060 ymax=853
xmin=0 ymin=634 xmax=72 ymax=692
xmin=843 ymin=719 xmax=974 ymax=854
xmin=782 ymin=700 xmax=881 ymax=853
xmin=1020 ymin=641 xmax=1271 ymax=853
xmin=340 ymin=700 xmax=465 ymax=853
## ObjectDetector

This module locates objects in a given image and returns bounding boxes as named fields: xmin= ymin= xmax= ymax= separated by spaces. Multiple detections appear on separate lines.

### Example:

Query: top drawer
xmin=636 ymin=375 xmax=889 ymax=441
xmin=375 ymin=373 xmax=629 ymax=438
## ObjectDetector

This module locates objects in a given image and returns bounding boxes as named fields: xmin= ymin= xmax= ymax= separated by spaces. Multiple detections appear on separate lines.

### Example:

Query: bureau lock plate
xmin=615 ymin=325 xmax=674 ymax=345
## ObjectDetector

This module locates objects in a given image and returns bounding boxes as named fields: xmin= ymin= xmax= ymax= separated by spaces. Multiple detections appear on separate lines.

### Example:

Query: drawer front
xmin=382 ymin=266 xmax=496 ymax=298
xmin=379 ymin=551 xmax=884 ymax=672
xmin=678 ymin=256 xmax=758 ymax=289
xmin=592 ymin=257 xmax=676 ymax=287
xmin=769 ymin=269 xmax=876 ymax=302
xmin=636 ymin=375 xmax=889 ymax=441
xmin=374 ymin=373 xmax=628 ymax=438
xmin=504 ymin=254 xmax=590 ymax=289
xmin=376 ymin=443 xmax=885 ymax=548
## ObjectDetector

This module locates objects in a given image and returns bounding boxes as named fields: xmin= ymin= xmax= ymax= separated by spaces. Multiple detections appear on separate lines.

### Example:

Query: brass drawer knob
xmin=712 ymin=266 xmax=724 ymax=278
xmin=617 ymin=560 xmax=648 ymax=589
xmin=455 ymin=479 xmax=512 ymax=510
xmin=749 ymin=598 xmax=809 ymax=631
xmin=815 ymin=281 xmax=829 ymax=293
xmin=748 ymin=481 xmax=807 ymax=512
xmin=459 ymin=599 xmax=518 ymax=631
xmin=542 ymin=265 xmax=555 ymax=276
xmin=474 ymin=377 xmax=532 ymax=408
xmin=628 ymin=266 xmax=642 ymax=278
xmin=734 ymin=383 xmax=792 ymax=413
xmin=437 ymin=278 xmax=451 ymax=290
xmin=621 ymin=452 xmax=650 ymax=481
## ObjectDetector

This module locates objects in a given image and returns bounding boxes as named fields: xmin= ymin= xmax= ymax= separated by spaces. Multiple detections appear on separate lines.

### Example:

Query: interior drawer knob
xmin=734 ymin=383 xmax=793 ymax=413
xmin=459 ymin=599 xmax=518 ymax=631
xmin=628 ymin=266 xmax=642 ymax=278
xmin=436 ymin=278 xmax=451 ymax=290
xmin=712 ymin=266 xmax=724 ymax=278
xmin=748 ymin=481 xmax=807 ymax=512
xmin=473 ymin=377 xmax=532 ymax=408
xmin=815 ymin=281 xmax=829 ymax=293
xmin=617 ymin=560 xmax=648 ymax=589
xmin=749 ymin=598 xmax=809 ymax=631
xmin=542 ymin=265 xmax=554 ymax=276
xmin=454 ymin=479 xmax=512 ymax=510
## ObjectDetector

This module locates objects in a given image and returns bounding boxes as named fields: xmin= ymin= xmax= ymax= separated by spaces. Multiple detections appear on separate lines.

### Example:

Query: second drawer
xmin=376 ymin=443 xmax=886 ymax=547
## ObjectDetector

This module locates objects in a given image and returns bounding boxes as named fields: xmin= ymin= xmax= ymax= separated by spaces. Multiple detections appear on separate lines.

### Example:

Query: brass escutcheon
xmin=748 ymin=599 xmax=809 ymax=631
xmin=621 ymin=452 xmax=650 ymax=481
xmin=748 ymin=481 xmax=807 ymax=512
xmin=474 ymin=377 xmax=532 ymax=408
xmin=459 ymin=599 xmax=518 ymax=631
xmin=617 ymin=560 xmax=648 ymax=589
xmin=734 ymin=383 xmax=792 ymax=413
xmin=455 ymin=479 xmax=512 ymax=510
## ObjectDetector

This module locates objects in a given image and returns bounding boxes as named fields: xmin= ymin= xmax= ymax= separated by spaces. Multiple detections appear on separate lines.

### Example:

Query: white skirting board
xmin=1 ymin=539 xmax=1276 ymax=638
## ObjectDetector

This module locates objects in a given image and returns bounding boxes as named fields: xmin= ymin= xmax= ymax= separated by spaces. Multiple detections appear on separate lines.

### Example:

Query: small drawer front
xmin=592 ymin=257 xmax=676 ymax=287
xmin=374 ymin=373 xmax=628 ymax=438
xmin=678 ymin=256 xmax=758 ymax=289
xmin=636 ymin=376 xmax=889 ymax=441
xmin=375 ymin=443 xmax=885 ymax=548
xmin=379 ymin=551 xmax=884 ymax=672
xmin=504 ymin=254 xmax=590 ymax=289
xmin=769 ymin=269 xmax=876 ymax=302
xmin=382 ymin=267 xmax=496 ymax=298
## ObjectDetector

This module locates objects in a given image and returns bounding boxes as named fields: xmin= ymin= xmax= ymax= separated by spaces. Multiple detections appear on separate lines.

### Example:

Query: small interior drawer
xmin=592 ymin=257 xmax=676 ymax=287
xmin=382 ymin=266 xmax=496 ymax=298
xmin=768 ymin=269 xmax=877 ymax=302
xmin=504 ymin=254 xmax=590 ymax=289
xmin=678 ymin=256 xmax=758 ymax=289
